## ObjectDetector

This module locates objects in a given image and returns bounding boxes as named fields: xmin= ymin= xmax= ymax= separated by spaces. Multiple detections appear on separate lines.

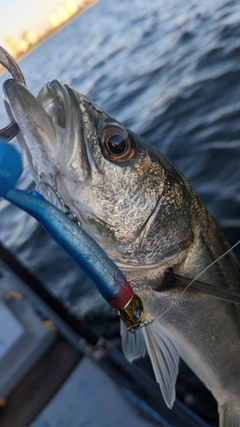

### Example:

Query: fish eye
xmin=100 ymin=124 xmax=136 ymax=163
xmin=107 ymin=134 xmax=128 ymax=155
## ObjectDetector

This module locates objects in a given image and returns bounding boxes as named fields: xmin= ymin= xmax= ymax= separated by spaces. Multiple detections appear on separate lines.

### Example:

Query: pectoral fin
xmin=142 ymin=321 xmax=179 ymax=408
xmin=121 ymin=319 xmax=179 ymax=408
xmin=165 ymin=271 xmax=240 ymax=305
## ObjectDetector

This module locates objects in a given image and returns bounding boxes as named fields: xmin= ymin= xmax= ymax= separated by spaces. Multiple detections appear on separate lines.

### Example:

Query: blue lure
xmin=0 ymin=140 xmax=144 ymax=332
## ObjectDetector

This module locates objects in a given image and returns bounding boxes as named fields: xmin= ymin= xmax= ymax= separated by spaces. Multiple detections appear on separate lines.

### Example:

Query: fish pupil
xmin=107 ymin=134 xmax=127 ymax=155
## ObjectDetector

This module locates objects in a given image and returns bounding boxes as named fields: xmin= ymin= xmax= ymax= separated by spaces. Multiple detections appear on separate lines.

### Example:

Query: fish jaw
xmin=3 ymin=79 xmax=92 ymax=203
xmin=3 ymin=79 xmax=58 ymax=187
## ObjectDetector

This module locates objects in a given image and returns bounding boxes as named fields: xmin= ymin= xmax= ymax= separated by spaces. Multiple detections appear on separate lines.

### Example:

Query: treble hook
xmin=0 ymin=46 xmax=26 ymax=141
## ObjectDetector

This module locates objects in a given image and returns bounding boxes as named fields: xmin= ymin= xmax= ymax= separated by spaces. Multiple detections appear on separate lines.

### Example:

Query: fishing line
xmin=154 ymin=240 xmax=240 ymax=322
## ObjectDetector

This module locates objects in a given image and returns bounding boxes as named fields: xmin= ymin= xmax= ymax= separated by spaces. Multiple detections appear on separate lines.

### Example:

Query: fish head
xmin=3 ymin=79 xmax=193 ymax=270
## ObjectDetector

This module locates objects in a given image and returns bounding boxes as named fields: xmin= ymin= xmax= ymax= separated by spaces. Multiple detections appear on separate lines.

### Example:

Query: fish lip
xmin=38 ymin=79 xmax=70 ymax=144
xmin=3 ymin=79 xmax=92 ymax=217
xmin=3 ymin=78 xmax=91 ymax=180
xmin=3 ymin=79 xmax=59 ymax=185
xmin=38 ymin=79 xmax=92 ymax=180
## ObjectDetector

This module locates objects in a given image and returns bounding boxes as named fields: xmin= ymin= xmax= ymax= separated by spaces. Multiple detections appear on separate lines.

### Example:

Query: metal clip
xmin=115 ymin=293 xmax=145 ymax=333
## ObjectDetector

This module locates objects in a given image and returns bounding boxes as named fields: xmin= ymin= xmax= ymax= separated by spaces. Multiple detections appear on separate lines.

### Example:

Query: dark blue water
xmin=1 ymin=0 xmax=240 ymax=423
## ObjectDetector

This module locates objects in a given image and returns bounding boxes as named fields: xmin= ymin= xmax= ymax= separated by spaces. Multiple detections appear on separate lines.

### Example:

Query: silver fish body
xmin=3 ymin=79 xmax=240 ymax=426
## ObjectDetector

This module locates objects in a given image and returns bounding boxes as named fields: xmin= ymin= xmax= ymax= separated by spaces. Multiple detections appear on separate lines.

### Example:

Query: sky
xmin=0 ymin=0 xmax=84 ymax=48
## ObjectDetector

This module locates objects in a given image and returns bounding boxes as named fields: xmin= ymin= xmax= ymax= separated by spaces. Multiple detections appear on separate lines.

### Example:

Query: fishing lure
xmin=0 ymin=139 xmax=149 ymax=332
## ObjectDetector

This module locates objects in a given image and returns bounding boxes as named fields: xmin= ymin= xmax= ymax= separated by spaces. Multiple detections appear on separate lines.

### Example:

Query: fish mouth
xmin=3 ymin=79 xmax=92 ymax=214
